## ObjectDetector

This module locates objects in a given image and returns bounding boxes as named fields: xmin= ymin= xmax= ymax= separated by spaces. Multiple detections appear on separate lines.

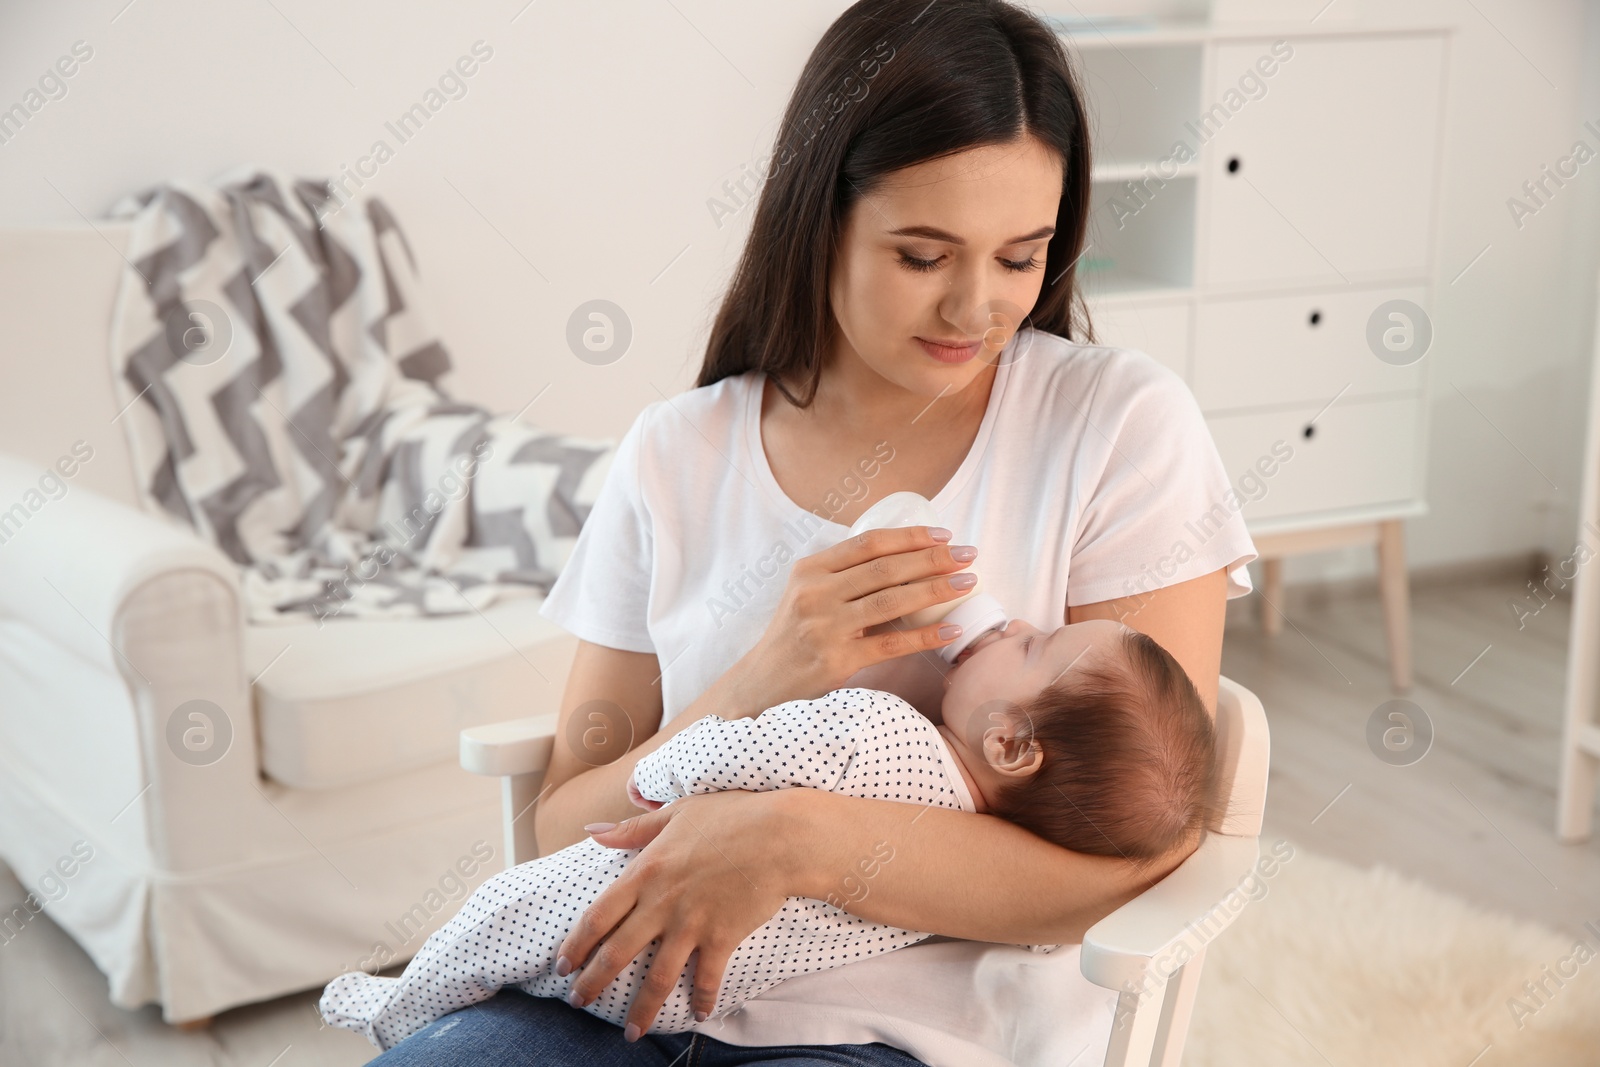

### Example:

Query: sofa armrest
xmin=0 ymin=453 xmax=240 ymax=670
xmin=1080 ymin=832 xmax=1261 ymax=994
xmin=0 ymin=453 xmax=272 ymax=873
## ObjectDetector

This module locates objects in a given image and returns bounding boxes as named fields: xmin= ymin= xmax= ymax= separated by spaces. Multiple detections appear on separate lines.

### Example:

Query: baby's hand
xmin=627 ymin=770 xmax=665 ymax=811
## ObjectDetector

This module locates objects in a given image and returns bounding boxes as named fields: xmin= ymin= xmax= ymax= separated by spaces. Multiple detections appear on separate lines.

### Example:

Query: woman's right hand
xmin=734 ymin=525 xmax=977 ymax=708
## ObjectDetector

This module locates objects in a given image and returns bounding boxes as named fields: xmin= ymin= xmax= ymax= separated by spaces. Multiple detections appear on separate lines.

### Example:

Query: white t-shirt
xmin=538 ymin=327 xmax=1258 ymax=1067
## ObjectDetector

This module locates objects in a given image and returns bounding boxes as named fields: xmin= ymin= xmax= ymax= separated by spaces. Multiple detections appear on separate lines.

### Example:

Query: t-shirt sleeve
xmin=1066 ymin=353 xmax=1259 ymax=607
xmin=537 ymin=403 xmax=658 ymax=654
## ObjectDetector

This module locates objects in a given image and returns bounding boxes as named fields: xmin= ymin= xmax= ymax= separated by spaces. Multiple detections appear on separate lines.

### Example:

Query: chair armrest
xmin=461 ymin=713 xmax=561 ymax=866
xmin=460 ymin=712 xmax=560 ymax=777
xmin=1080 ymin=832 xmax=1261 ymax=993
xmin=0 ymin=453 xmax=239 ymax=669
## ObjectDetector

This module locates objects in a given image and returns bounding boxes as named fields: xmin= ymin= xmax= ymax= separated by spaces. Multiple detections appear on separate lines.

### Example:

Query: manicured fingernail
xmin=949 ymin=573 xmax=977 ymax=589
xmin=555 ymin=955 xmax=571 ymax=977
xmin=567 ymin=989 xmax=584 ymax=1008
xmin=625 ymin=1022 xmax=641 ymax=1042
xmin=938 ymin=623 xmax=962 ymax=640
xmin=928 ymin=527 xmax=952 ymax=542
xmin=950 ymin=545 xmax=977 ymax=561
xmin=584 ymin=822 xmax=616 ymax=834
xmin=694 ymin=1009 xmax=709 ymax=1022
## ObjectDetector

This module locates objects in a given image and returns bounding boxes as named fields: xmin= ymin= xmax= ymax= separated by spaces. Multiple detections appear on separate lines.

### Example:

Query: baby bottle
xmin=845 ymin=491 xmax=1011 ymax=664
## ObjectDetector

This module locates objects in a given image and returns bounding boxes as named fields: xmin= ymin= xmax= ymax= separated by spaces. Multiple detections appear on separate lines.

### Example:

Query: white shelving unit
xmin=1061 ymin=16 xmax=1453 ymax=692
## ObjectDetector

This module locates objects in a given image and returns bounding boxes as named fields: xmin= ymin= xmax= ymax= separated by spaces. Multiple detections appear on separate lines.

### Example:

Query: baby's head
xmin=940 ymin=618 xmax=1220 ymax=864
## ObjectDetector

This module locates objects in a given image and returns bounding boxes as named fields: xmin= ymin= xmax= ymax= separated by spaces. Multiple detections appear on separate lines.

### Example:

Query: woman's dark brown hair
xmin=695 ymin=0 xmax=1094 ymax=407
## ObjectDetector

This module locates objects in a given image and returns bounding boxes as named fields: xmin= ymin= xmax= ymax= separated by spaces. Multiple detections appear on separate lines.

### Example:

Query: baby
xmin=319 ymin=616 xmax=1219 ymax=1051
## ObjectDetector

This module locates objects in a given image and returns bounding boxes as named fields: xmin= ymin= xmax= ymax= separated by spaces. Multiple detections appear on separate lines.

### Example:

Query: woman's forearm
xmin=772 ymin=787 xmax=1182 ymax=945
xmin=535 ymin=655 xmax=775 ymax=854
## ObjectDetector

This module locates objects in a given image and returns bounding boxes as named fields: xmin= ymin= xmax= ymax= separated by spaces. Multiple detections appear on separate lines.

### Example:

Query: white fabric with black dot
xmin=318 ymin=688 xmax=987 ymax=1050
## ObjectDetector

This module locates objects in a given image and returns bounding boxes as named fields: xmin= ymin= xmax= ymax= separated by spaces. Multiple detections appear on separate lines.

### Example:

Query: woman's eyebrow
xmin=886 ymin=224 xmax=1056 ymax=246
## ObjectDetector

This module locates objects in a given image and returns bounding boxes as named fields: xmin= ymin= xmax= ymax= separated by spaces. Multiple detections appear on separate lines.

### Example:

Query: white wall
xmin=0 ymin=0 xmax=1594 ymax=585
xmin=1280 ymin=0 xmax=1600 ymax=588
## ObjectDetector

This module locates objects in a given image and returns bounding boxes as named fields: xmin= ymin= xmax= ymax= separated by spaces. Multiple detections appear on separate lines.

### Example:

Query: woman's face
xmin=827 ymin=134 xmax=1065 ymax=396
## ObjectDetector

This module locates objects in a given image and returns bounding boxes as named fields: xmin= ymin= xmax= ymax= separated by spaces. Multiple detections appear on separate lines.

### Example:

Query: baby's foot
xmin=319 ymin=971 xmax=401 ymax=1049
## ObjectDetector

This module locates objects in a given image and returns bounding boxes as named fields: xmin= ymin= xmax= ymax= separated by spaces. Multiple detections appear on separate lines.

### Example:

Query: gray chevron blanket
xmin=106 ymin=167 xmax=613 ymax=625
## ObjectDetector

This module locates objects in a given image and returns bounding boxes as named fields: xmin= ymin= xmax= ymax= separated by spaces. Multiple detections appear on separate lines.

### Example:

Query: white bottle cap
xmin=937 ymin=592 xmax=1010 ymax=664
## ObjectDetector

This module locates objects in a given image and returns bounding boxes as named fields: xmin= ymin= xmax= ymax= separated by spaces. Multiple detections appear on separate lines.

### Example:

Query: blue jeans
xmin=364 ymin=988 xmax=930 ymax=1066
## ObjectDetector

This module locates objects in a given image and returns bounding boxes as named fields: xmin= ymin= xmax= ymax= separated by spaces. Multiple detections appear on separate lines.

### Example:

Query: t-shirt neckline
xmin=743 ymin=333 xmax=1020 ymax=531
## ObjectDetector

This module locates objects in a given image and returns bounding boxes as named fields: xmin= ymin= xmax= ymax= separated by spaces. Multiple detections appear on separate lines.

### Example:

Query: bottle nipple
xmin=935 ymin=593 xmax=1010 ymax=664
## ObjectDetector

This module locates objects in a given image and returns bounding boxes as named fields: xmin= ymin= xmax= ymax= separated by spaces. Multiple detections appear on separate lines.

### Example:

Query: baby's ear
xmin=982 ymin=705 xmax=1043 ymax=775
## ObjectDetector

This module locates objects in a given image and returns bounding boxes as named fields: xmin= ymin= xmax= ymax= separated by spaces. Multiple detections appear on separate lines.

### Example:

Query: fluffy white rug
xmin=1184 ymin=843 xmax=1600 ymax=1066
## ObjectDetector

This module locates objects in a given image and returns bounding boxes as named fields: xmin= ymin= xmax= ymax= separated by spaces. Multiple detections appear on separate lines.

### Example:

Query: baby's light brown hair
xmin=986 ymin=629 xmax=1222 ymax=864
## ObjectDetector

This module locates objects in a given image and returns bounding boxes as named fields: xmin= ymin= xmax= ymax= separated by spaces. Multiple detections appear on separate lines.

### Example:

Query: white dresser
xmin=1063 ymin=17 xmax=1452 ymax=690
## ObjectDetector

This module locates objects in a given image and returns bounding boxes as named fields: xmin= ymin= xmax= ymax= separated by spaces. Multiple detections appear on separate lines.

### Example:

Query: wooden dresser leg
xmin=1260 ymin=558 xmax=1284 ymax=636
xmin=173 ymin=1015 xmax=214 ymax=1031
xmin=1377 ymin=520 xmax=1413 ymax=693
xmin=1559 ymin=734 xmax=1600 ymax=843
xmin=1557 ymin=514 xmax=1600 ymax=841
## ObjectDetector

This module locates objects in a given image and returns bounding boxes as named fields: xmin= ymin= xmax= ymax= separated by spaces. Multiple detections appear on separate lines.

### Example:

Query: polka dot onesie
xmin=317 ymin=688 xmax=1000 ymax=1051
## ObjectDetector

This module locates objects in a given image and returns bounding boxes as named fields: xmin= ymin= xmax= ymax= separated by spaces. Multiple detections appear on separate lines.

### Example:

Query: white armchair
xmin=462 ymin=674 xmax=1271 ymax=1066
xmin=464 ymin=681 xmax=1273 ymax=1062
xmin=1082 ymin=675 xmax=1270 ymax=1066
xmin=0 ymin=224 xmax=581 ymax=1024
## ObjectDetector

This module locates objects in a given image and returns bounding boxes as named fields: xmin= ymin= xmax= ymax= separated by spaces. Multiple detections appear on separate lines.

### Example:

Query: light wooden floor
xmin=2 ymin=569 xmax=1598 ymax=1065
xmin=1237 ymin=565 xmax=1600 ymax=938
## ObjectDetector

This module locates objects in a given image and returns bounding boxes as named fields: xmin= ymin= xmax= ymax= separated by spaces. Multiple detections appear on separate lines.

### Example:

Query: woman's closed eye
xmin=895 ymin=250 xmax=1043 ymax=274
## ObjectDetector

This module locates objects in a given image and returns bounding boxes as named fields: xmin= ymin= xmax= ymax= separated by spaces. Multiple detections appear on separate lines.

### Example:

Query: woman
xmin=371 ymin=1 xmax=1256 ymax=1064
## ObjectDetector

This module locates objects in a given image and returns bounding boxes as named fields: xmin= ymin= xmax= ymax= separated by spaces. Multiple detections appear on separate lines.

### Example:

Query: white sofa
xmin=0 ymin=223 xmax=580 ymax=1023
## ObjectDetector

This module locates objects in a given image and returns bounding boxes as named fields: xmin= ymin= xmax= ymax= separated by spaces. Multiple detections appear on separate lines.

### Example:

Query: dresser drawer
xmin=1205 ymin=395 xmax=1423 ymax=524
xmin=1192 ymin=286 xmax=1427 ymax=412
xmin=1085 ymin=299 xmax=1190 ymax=380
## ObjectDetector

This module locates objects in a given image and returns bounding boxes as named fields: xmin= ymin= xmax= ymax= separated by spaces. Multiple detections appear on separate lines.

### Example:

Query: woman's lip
xmin=916 ymin=337 xmax=981 ymax=363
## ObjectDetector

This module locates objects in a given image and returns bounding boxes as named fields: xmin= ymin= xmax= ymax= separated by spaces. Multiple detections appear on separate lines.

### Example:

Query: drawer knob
xmin=1308 ymin=310 xmax=1322 ymax=326
xmin=1303 ymin=424 xmax=1316 ymax=440
xmin=1226 ymin=156 xmax=1241 ymax=174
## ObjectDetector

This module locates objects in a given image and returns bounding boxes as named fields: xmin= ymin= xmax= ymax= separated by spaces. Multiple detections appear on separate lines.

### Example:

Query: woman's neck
xmin=799 ymin=338 xmax=998 ymax=435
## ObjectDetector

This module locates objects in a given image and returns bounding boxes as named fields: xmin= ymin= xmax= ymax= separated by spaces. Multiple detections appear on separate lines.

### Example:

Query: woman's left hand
xmin=556 ymin=788 xmax=797 ymax=1040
